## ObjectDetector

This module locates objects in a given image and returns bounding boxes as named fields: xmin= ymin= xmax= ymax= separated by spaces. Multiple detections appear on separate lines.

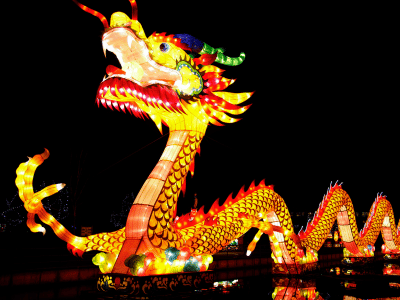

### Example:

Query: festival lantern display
xmin=15 ymin=0 xmax=400 ymax=277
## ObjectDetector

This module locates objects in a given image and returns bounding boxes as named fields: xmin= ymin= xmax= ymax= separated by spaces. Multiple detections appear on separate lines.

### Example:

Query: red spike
xmin=208 ymin=198 xmax=221 ymax=216
xmin=146 ymin=86 xmax=157 ymax=108
xmin=197 ymin=206 xmax=205 ymax=215
xmin=67 ymin=243 xmax=74 ymax=253
xmin=72 ymin=0 xmax=109 ymax=29
xmin=181 ymin=177 xmax=186 ymax=197
xmin=129 ymin=0 xmax=138 ymax=20
xmin=112 ymin=101 xmax=120 ymax=112
xmin=67 ymin=243 xmax=84 ymax=257
xmin=101 ymin=99 xmax=107 ymax=109
xmin=196 ymin=145 xmax=201 ymax=155
xmin=120 ymin=103 xmax=126 ymax=113
xmin=236 ymin=185 xmax=246 ymax=200
xmin=189 ymin=159 xmax=195 ymax=177
xmin=127 ymin=81 xmax=137 ymax=97
xmin=258 ymin=179 xmax=266 ymax=188
xmin=194 ymin=206 xmax=206 ymax=222
xmin=106 ymin=100 xmax=113 ymax=110
xmin=223 ymin=193 xmax=234 ymax=207
xmin=109 ymin=78 xmax=118 ymax=97
xmin=125 ymin=102 xmax=132 ymax=115
xmin=95 ymin=98 xmax=100 ymax=107
xmin=207 ymin=80 xmax=231 ymax=92
xmin=202 ymin=72 xmax=223 ymax=80
xmin=248 ymin=180 xmax=256 ymax=191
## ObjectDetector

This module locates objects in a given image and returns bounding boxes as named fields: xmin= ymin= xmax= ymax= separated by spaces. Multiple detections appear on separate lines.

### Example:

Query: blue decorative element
xmin=165 ymin=247 xmax=180 ymax=263
xmin=174 ymin=34 xmax=204 ymax=53
xmin=183 ymin=256 xmax=200 ymax=272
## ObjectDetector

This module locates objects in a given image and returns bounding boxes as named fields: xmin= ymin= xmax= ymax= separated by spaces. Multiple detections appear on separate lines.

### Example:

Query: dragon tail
xmin=15 ymin=149 xmax=124 ymax=257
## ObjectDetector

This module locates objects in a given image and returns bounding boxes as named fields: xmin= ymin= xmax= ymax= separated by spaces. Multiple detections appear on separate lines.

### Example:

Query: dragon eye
xmin=160 ymin=43 xmax=170 ymax=53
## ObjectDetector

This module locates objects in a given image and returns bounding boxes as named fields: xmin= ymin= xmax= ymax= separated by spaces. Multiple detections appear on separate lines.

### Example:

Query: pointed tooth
xmin=102 ymin=41 xmax=107 ymax=58
xmin=120 ymin=103 xmax=126 ymax=113
xmin=106 ymin=100 xmax=113 ymax=110
xmin=125 ymin=103 xmax=132 ymax=115
xmin=112 ymin=101 xmax=120 ymax=111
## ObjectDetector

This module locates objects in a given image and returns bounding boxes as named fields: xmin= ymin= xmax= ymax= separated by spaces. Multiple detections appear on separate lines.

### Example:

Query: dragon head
xmin=73 ymin=0 xmax=253 ymax=134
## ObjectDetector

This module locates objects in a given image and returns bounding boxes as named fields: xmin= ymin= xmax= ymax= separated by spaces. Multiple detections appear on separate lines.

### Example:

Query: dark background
xmin=3 ymin=0 xmax=398 ymax=237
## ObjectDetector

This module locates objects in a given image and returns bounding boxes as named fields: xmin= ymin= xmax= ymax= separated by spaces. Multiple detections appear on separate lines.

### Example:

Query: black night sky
xmin=3 ymin=0 xmax=398 ymax=235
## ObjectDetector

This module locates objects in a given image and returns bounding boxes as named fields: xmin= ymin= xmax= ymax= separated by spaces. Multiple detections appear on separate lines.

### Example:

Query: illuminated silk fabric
xmin=15 ymin=0 xmax=400 ymax=276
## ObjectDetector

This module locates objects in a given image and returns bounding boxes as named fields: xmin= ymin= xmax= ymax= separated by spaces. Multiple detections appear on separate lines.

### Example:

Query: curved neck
xmin=125 ymin=128 xmax=205 ymax=243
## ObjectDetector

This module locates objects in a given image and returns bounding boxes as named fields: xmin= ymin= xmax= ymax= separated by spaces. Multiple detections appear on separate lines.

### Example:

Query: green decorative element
xmin=93 ymin=252 xmax=116 ymax=273
xmin=200 ymin=43 xmax=225 ymax=54
xmin=175 ymin=61 xmax=203 ymax=96
xmin=170 ymin=260 xmax=185 ymax=273
xmin=183 ymin=256 xmax=200 ymax=272
xmin=200 ymin=42 xmax=245 ymax=66
xmin=124 ymin=254 xmax=146 ymax=276
xmin=202 ymin=254 xmax=213 ymax=265
xmin=165 ymin=247 xmax=180 ymax=263
xmin=92 ymin=252 xmax=107 ymax=266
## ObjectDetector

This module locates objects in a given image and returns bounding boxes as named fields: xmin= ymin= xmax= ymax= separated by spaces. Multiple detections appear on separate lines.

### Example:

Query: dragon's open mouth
xmin=97 ymin=27 xmax=185 ymax=118
xmin=102 ymin=27 xmax=181 ymax=87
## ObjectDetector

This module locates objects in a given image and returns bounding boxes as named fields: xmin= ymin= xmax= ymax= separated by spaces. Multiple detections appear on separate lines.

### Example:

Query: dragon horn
xmin=173 ymin=34 xmax=245 ymax=66
xmin=72 ymin=0 xmax=109 ymax=28
xmin=129 ymin=0 xmax=138 ymax=20
xmin=200 ymin=42 xmax=245 ymax=66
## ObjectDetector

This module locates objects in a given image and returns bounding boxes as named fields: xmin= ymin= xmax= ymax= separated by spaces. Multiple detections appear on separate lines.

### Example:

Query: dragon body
xmin=15 ymin=0 xmax=400 ymax=276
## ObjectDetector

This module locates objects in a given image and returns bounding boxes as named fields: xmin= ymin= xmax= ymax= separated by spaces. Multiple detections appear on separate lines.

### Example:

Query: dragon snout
xmin=102 ymin=27 xmax=181 ymax=87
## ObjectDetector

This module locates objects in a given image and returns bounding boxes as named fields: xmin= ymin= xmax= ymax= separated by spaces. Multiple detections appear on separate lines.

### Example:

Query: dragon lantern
xmin=15 ymin=0 xmax=400 ymax=276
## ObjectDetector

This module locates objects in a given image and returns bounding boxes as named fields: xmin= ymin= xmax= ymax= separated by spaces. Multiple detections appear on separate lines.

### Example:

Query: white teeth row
xmin=100 ymin=98 xmax=141 ymax=112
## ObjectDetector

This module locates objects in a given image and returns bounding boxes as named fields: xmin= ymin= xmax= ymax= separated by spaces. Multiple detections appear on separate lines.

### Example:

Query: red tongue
xmin=106 ymin=65 xmax=126 ymax=76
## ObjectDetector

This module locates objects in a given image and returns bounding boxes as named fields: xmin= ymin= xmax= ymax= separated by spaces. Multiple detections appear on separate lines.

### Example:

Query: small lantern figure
xmin=335 ymin=267 xmax=340 ymax=275
xmin=334 ymin=231 xmax=339 ymax=242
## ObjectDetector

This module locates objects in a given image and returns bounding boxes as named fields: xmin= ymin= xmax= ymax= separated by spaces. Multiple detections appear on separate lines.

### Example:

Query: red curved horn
xmin=72 ymin=0 xmax=109 ymax=28
xmin=129 ymin=0 xmax=138 ymax=20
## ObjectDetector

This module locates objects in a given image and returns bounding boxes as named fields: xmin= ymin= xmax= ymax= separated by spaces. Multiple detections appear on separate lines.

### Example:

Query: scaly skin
xmin=15 ymin=1 xmax=400 ymax=275
xmin=299 ymin=183 xmax=400 ymax=256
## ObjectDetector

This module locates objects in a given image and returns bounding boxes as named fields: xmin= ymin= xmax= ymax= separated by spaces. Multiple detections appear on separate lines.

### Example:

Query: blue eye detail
xmin=160 ymin=43 xmax=170 ymax=53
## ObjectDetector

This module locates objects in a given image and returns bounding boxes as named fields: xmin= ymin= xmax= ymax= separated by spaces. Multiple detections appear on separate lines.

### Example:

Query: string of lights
xmin=1 ymin=180 xmax=70 ymax=232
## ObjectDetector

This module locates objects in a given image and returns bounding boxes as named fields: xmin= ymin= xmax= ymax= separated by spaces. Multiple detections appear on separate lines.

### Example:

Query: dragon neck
xmin=125 ymin=126 xmax=206 ymax=253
